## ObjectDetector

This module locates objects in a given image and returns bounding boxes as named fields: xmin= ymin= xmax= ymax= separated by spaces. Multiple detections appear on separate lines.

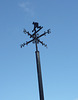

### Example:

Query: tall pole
xmin=20 ymin=22 xmax=51 ymax=100
xmin=35 ymin=51 xmax=44 ymax=100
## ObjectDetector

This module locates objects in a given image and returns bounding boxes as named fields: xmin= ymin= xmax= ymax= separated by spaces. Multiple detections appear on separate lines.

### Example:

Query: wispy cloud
xmin=19 ymin=1 xmax=34 ymax=16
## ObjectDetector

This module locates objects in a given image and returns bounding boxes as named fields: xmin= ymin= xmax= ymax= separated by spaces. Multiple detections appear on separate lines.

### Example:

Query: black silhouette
xmin=32 ymin=22 xmax=42 ymax=32
xmin=21 ymin=22 xmax=51 ymax=48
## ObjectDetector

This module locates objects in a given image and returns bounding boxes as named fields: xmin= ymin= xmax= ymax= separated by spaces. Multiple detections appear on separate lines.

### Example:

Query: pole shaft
xmin=35 ymin=51 xmax=44 ymax=100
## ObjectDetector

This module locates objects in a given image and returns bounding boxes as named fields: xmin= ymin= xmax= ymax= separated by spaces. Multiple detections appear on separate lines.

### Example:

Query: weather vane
xmin=20 ymin=22 xmax=51 ymax=50
xmin=20 ymin=22 xmax=51 ymax=100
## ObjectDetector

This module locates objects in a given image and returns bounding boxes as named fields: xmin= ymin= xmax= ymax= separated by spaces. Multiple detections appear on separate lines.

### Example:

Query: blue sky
xmin=0 ymin=0 xmax=78 ymax=100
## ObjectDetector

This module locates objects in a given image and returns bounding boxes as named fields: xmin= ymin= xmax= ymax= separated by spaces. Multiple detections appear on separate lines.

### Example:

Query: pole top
xmin=20 ymin=22 xmax=51 ymax=49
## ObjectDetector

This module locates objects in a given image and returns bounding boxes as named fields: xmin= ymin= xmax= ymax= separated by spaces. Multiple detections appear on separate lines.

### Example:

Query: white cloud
xmin=19 ymin=1 xmax=34 ymax=16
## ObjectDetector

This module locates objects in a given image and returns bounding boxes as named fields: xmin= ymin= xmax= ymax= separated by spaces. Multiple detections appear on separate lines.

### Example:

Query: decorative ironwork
xmin=20 ymin=22 xmax=51 ymax=49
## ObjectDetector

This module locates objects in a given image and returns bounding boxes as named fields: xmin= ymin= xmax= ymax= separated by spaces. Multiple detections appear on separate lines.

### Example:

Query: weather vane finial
xmin=20 ymin=22 xmax=51 ymax=50
xmin=32 ymin=22 xmax=42 ymax=32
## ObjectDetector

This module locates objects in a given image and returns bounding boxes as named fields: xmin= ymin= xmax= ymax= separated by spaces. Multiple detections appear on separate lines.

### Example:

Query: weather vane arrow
xmin=20 ymin=22 xmax=51 ymax=100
